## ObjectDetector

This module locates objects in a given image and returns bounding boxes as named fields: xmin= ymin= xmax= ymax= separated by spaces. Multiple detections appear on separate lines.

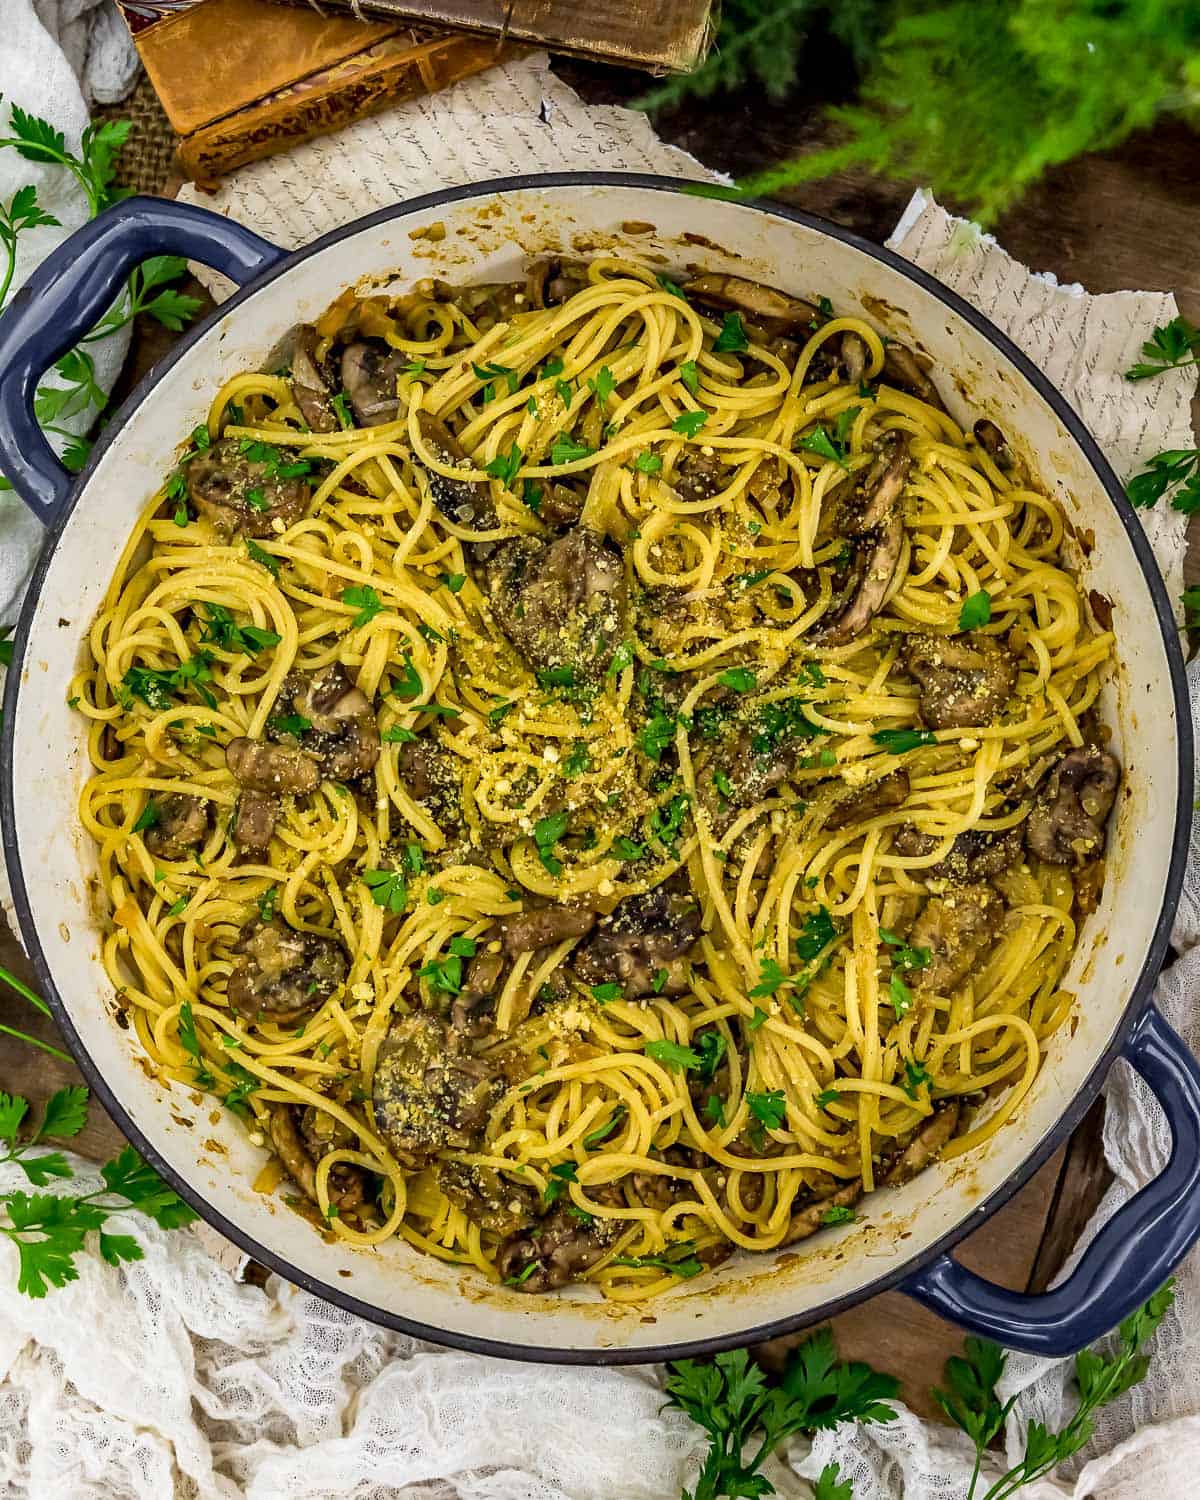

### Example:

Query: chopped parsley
xmin=381 ymin=724 xmax=418 ymax=743
xmin=362 ymin=867 xmax=408 ymax=914
xmin=200 ymin=603 xmax=280 ymax=656
xmin=795 ymin=907 xmax=838 ymax=963
xmin=587 ymin=366 xmax=616 ymax=403
xmin=902 ymin=1059 xmax=933 ymax=1099
xmin=717 ymin=666 xmax=757 ymax=693
xmin=417 ymin=934 xmax=477 ymax=995
xmin=635 ymin=451 xmax=662 ymax=474
xmin=822 ymin=1204 xmax=856 ymax=1226
xmin=678 ymin=360 xmax=700 ymax=394
xmin=638 ymin=709 xmax=677 ymax=762
xmin=656 ymin=274 xmax=688 ymax=300
xmin=132 ymin=800 xmax=160 ymax=834
xmin=879 ymin=928 xmax=931 ymax=971
xmin=542 ymin=1160 xmax=578 ymax=1206
xmin=342 ymin=584 xmax=384 ymax=628
xmin=591 ymin=982 xmax=623 ymax=1003
xmin=873 ymin=727 xmax=937 ymax=754
xmin=958 ymin=589 xmax=993 ymax=630
xmin=607 ymin=639 xmax=635 ymax=677
xmin=745 ymin=1089 xmax=787 ymax=1145
xmin=485 ymin=444 xmax=523 ymax=488
xmin=672 ymin=410 xmax=709 ymax=438
xmin=550 ymin=434 xmax=594 ymax=466
xmin=611 ymin=836 xmax=644 ymax=861
xmin=533 ymin=811 xmax=569 ymax=876
xmin=713 ymin=312 xmax=749 ymax=354
xmin=245 ymin=539 xmax=280 ymax=577
xmin=889 ymin=972 xmax=915 ymax=1017
xmin=583 ymin=1105 xmax=626 ymax=1149
xmin=645 ymin=1039 xmax=702 ymax=1072
xmin=561 ymin=741 xmax=592 ymax=777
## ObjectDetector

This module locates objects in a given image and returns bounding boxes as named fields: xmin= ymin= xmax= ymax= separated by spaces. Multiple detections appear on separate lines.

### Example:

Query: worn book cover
xmin=114 ymin=0 xmax=513 ymax=180
xmin=265 ymin=0 xmax=718 ymax=73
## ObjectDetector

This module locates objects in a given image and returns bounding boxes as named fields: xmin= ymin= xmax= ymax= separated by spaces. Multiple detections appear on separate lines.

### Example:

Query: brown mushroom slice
xmin=525 ymin=258 xmax=592 ymax=310
xmin=573 ymin=875 xmax=702 ymax=998
xmin=499 ymin=905 xmax=597 ymax=955
xmin=414 ymin=410 xmax=498 ymax=532
xmin=485 ymin=526 xmax=627 ymax=682
xmin=436 ymin=1159 xmax=538 ymax=1237
xmin=848 ymin=431 xmax=911 ymax=531
xmin=451 ymin=944 xmax=506 ymax=1036
xmin=1026 ymin=746 xmax=1120 ymax=868
xmin=903 ymin=634 xmax=1016 ymax=731
xmin=270 ymin=1104 xmax=365 ymax=1215
xmin=682 ymin=273 xmax=819 ymax=336
xmin=372 ymin=1012 xmax=501 ymax=1163
xmin=881 ymin=342 xmax=946 ymax=410
xmin=825 ymin=769 xmax=910 ymax=831
xmin=909 ymin=884 xmax=1003 ymax=994
xmin=496 ymin=1206 xmax=618 ymax=1292
xmin=882 ymin=1101 xmax=961 ymax=1186
xmin=187 ymin=437 xmax=311 ymax=539
xmin=143 ymin=793 xmax=208 ymax=859
xmin=227 ymin=917 xmax=348 ymax=1022
xmin=536 ymin=482 xmax=585 ymax=529
xmin=339 ymin=341 xmax=409 ymax=427
xmin=629 ymin=1145 xmax=705 ymax=1211
xmin=226 ymin=737 xmax=321 ymax=795
xmin=672 ymin=450 xmax=728 ymax=503
xmin=780 ymin=1180 xmax=863 ymax=1246
xmin=840 ymin=330 xmax=869 ymax=386
xmin=973 ymin=419 xmax=1022 ymax=476
xmin=232 ymin=791 xmax=278 ymax=853
xmin=290 ymin=325 xmax=337 ymax=433
xmin=287 ymin=663 xmax=380 ymax=781
xmin=810 ymin=511 xmax=904 ymax=647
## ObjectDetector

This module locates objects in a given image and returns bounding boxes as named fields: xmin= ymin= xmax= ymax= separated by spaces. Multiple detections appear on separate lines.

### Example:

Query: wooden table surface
xmin=1 ymin=55 xmax=1197 ymax=1419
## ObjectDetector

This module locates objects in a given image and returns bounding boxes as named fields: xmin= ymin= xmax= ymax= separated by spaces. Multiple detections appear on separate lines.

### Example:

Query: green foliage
xmin=665 ymin=1329 xmax=898 ymax=1499
xmin=643 ymin=2 xmax=1199 ymax=223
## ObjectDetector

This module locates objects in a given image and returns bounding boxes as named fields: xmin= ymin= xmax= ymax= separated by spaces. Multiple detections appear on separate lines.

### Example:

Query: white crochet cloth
xmin=2 ymin=22 xmax=1200 ymax=1500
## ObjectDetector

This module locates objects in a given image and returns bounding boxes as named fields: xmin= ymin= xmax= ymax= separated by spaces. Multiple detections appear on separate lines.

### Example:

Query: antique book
xmin=265 ymin=0 xmax=718 ymax=73
xmin=115 ymin=0 xmax=512 ymax=180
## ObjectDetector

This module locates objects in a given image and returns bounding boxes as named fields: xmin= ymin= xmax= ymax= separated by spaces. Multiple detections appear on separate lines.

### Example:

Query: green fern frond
xmin=650 ymin=0 xmax=1200 ymax=223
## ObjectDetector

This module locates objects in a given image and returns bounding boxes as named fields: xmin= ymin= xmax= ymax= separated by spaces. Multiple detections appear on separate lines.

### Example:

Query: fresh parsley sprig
xmin=665 ymin=1329 xmax=898 ymax=1500
xmin=1126 ymin=449 xmax=1200 ymax=514
xmin=935 ymin=1281 xmax=1175 ymax=1500
xmin=0 ymin=1084 xmax=196 ymax=1297
xmin=1124 ymin=317 xmax=1200 ymax=381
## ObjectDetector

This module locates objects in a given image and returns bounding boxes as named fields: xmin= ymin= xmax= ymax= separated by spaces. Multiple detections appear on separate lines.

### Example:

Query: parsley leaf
xmin=635 ymin=450 xmax=662 ymax=474
xmin=713 ymin=312 xmax=749 ymax=353
xmin=1124 ymin=317 xmax=1200 ymax=381
xmin=672 ymin=410 xmax=708 ymax=438
xmin=362 ymin=867 xmax=408 ymax=914
xmin=342 ymin=584 xmax=383 ymax=628
xmin=798 ymin=425 xmax=851 ymax=468
xmin=958 ymin=590 xmax=992 ymax=630
xmin=485 ymin=443 xmax=523 ymax=488
xmin=613 ymin=1241 xmax=704 ymax=1279
xmin=889 ymin=972 xmax=914 ymax=1017
xmin=550 ymin=434 xmax=594 ymax=466
xmin=678 ymin=360 xmax=700 ymax=395
xmin=583 ymin=1105 xmax=626 ymax=1149
xmin=873 ymin=727 xmax=937 ymax=753
xmin=645 ymin=1039 xmax=702 ymax=1072
xmin=746 ymin=1089 xmax=786 ymax=1133
xmin=717 ymin=666 xmax=756 ymax=692
xmin=533 ymin=811 xmax=569 ymax=876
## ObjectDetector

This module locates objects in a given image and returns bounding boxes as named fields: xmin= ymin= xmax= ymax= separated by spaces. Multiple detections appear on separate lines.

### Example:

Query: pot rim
xmin=2 ymin=170 xmax=1191 ymax=1364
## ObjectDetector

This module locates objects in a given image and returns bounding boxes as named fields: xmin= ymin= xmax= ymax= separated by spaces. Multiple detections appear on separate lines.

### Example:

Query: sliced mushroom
xmin=825 ymin=769 xmax=910 ymax=831
xmin=340 ymin=341 xmax=408 ymax=427
xmin=232 ymin=791 xmax=278 ymax=853
xmin=397 ymin=738 xmax=462 ymax=827
xmin=780 ymin=1180 xmax=863 ymax=1246
xmin=810 ymin=432 xmax=911 ymax=647
xmin=573 ymin=875 xmax=702 ymax=997
xmin=525 ymin=258 xmax=591 ymax=309
xmin=285 ymin=664 xmax=380 ymax=781
xmin=882 ymin=1101 xmax=961 ymax=1186
xmin=908 ymin=884 xmax=1003 ymax=994
xmin=451 ymin=944 xmax=506 ymax=1036
xmin=536 ymin=481 xmax=585 ymax=529
xmin=810 ymin=511 xmax=904 ymax=648
xmin=1026 ymin=746 xmax=1120 ymax=868
xmin=672 ymin=450 xmax=728 ymax=502
xmin=143 ymin=793 xmax=208 ymax=859
xmin=187 ymin=437 xmax=312 ymax=539
xmin=415 ymin=410 xmax=498 ymax=533
xmin=903 ymin=634 xmax=1016 ymax=730
xmin=269 ymin=1104 xmax=364 ymax=1214
xmin=973 ymin=419 xmax=1021 ymax=475
xmin=289 ymin=325 xmax=337 ymax=433
xmin=372 ymin=1011 xmax=501 ymax=1163
xmin=847 ymin=431 xmax=912 ymax=532
xmin=485 ymin=526 xmax=627 ymax=682
xmin=227 ymin=917 xmax=348 ymax=1022
xmin=226 ymin=737 xmax=321 ymax=795
xmin=882 ymin=342 xmax=945 ymax=410
xmin=496 ymin=1206 xmax=617 ymax=1292
xmin=629 ymin=1145 xmax=705 ymax=1211
xmin=499 ymin=905 xmax=597 ymax=954
xmin=436 ymin=1159 xmax=538 ymax=1237
xmin=892 ymin=823 xmax=1023 ymax=883
xmin=840 ymin=331 xmax=868 ymax=386
xmin=682 ymin=273 xmax=819 ymax=336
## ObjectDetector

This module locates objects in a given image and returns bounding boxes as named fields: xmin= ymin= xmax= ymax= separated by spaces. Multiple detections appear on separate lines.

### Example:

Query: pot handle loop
xmin=0 ymin=195 xmax=285 ymax=524
xmin=901 ymin=1003 xmax=1200 ymax=1356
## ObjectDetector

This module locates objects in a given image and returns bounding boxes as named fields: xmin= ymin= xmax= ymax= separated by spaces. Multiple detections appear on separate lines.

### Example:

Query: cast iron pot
xmin=2 ymin=174 xmax=1199 ymax=1364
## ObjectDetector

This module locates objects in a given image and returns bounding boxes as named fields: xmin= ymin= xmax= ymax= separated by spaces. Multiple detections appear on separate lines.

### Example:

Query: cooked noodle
xmin=73 ymin=256 xmax=1115 ymax=1299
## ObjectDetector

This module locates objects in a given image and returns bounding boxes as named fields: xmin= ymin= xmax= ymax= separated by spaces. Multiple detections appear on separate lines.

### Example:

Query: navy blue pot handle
xmin=903 ymin=1002 xmax=1200 ymax=1356
xmin=0 ymin=194 xmax=285 ymax=525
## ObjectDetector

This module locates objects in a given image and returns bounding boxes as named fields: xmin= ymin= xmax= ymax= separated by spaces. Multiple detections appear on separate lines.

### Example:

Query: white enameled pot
xmin=1 ymin=175 xmax=1197 ymax=1363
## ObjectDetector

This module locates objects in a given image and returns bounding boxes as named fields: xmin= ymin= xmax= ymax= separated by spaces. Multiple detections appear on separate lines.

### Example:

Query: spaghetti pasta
xmin=73 ymin=257 xmax=1120 ymax=1298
